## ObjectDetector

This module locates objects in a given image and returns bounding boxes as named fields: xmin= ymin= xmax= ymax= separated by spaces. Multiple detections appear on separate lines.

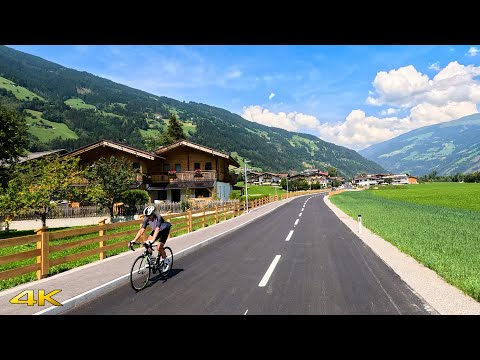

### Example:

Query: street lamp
xmin=244 ymin=159 xmax=250 ymax=213
xmin=286 ymin=175 xmax=289 ymax=198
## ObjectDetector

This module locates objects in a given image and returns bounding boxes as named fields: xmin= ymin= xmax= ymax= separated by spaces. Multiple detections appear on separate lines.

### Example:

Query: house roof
xmin=154 ymin=140 xmax=240 ymax=167
xmin=64 ymin=140 xmax=164 ymax=161
xmin=18 ymin=149 xmax=67 ymax=163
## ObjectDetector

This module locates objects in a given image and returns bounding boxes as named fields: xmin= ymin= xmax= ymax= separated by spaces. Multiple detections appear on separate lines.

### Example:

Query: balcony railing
xmin=150 ymin=170 xmax=217 ymax=183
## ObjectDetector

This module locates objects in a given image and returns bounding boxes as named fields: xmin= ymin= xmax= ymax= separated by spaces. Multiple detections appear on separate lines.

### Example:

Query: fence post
xmin=202 ymin=207 xmax=206 ymax=228
xmin=35 ymin=226 xmax=49 ymax=280
xmin=188 ymin=209 xmax=193 ymax=232
xmin=99 ymin=219 xmax=106 ymax=260
xmin=243 ymin=201 xmax=246 ymax=214
xmin=223 ymin=204 xmax=227 ymax=221
xmin=215 ymin=206 xmax=218 ymax=224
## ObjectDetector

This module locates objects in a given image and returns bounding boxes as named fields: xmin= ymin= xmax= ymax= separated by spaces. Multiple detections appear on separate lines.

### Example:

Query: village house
xmin=64 ymin=139 xmax=240 ymax=202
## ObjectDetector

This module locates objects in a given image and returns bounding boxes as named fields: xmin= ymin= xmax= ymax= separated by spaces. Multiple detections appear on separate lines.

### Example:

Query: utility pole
xmin=286 ymin=175 xmax=289 ymax=198
xmin=244 ymin=159 xmax=250 ymax=213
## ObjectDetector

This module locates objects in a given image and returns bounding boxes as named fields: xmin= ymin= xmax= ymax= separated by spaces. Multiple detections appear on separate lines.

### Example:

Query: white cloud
xmin=242 ymin=105 xmax=320 ymax=132
xmin=367 ymin=61 xmax=480 ymax=108
xmin=380 ymin=108 xmax=399 ymax=116
xmin=243 ymin=61 xmax=480 ymax=151
xmin=467 ymin=47 xmax=479 ymax=57
xmin=429 ymin=62 xmax=440 ymax=71
xmin=367 ymin=65 xmax=430 ymax=107
xmin=269 ymin=92 xmax=276 ymax=100
xmin=226 ymin=70 xmax=242 ymax=79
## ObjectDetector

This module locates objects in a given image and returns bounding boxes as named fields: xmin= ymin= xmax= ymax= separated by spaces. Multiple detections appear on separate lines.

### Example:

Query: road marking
xmin=244 ymin=309 xmax=248 ymax=315
xmin=34 ymin=201 xmax=290 ymax=315
xmin=299 ymin=212 xmax=302 ymax=217
xmin=285 ymin=230 xmax=294 ymax=241
xmin=294 ymin=219 xmax=299 ymax=226
xmin=259 ymin=255 xmax=281 ymax=287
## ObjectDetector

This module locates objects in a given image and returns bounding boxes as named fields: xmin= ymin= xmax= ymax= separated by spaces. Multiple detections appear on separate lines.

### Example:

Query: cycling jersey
xmin=142 ymin=213 xmax=172 ymax=232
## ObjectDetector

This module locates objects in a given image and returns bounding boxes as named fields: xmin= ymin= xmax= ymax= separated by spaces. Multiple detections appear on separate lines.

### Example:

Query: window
xmin=132 ymin=162 xmax=141 ymax=171
xmin=194 ymin=162 xmax=200 ymax=170
xmin=175 ymin=163 xmax=181 ymax=172
xmin=157 ymin=190 xmax=167 ymax=200
xmin=163 ymin=163 xmax=170 ymax=172
xmin=205 ymin=162 xmax=212 ymax=170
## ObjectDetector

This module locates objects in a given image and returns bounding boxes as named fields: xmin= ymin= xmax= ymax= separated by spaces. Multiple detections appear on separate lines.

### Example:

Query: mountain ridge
xmin=0 ymin=45 xmax=385 ymax=178
xmin=359 ymin=113 xmax=480 ymax=176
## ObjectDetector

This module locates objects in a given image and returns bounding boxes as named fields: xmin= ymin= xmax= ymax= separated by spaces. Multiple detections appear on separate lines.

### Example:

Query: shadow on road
xmin=144 ymin=268 xmax=184 ymax=288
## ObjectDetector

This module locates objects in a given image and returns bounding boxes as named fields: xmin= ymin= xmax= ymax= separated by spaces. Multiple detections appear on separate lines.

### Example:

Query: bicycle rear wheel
xmin=130 ymin=255 xmax=151 ymax=291
xmin=159 ymin=246 xmax=173 ymax=278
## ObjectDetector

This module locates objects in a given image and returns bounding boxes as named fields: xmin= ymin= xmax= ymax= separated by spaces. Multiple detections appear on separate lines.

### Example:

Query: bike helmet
xmin=143 ymin=205 xmax=155 ymax=216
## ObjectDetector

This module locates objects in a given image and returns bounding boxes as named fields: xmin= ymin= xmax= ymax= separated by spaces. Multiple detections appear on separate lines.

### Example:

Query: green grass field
xmin=330 ymin=183 xmax=480 ymax=301
xmin=0 ymin=76 xmax=45 ymax=101
xmin=182 ymin=121 xmax=196 ymax=134
xmin=25 ymin=110 xmax=78 ymax=142
xmin=64 ymin=97 xmax=96 ymax=110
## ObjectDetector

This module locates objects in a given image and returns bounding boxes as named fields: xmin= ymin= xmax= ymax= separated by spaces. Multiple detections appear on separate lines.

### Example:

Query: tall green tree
xmin=144 ymin=134 xmax=165 ymax=152
xmin=10 ymin=155 xmax=84 ymax=227
xmin=0 ymin=183 xmax=25 ymax=232
xmin=0 ymin=104 xmax=28 ymax=187
xmin=85 ymin=156 xmax=137 ymax=220
xmin=164 ymin=114 xmax=186 ymax=145
xmin=327 ymin=166 xmax=338 ymax=178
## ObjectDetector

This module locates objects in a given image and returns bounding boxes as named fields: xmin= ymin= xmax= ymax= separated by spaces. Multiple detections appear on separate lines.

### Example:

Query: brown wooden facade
xmin=64 ymin=139 xmax=240 ymax=202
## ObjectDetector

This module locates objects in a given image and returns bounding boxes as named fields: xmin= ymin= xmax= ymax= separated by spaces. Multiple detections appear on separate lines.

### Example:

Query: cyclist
xmin=130 ymin=205 xmax=172 ymax=271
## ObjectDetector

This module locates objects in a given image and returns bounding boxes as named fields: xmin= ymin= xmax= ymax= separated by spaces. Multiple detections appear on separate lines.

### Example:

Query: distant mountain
xmin=0 ymin=45 xmax=385 ymax=178
xmin=359 ymin=113 xmax=480 ymax=176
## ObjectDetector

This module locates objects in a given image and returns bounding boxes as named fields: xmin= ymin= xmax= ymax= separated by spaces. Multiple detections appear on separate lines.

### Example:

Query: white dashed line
xmin=285 ymin=230 xmax=294 ymax=241
xmin=259 ymin=255 xmax=281 ymax=287
xmin=244 ymin=309 xmax=248 ymax=315
xmin=299 ymin=212 xmax=302 ymax=217
xmin=294 ymin=219 xmax=299 ymax=226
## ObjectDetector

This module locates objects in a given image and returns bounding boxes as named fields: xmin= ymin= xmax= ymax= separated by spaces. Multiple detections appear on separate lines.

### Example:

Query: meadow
xmin=330 ymin=182 xmax=480 ymax=301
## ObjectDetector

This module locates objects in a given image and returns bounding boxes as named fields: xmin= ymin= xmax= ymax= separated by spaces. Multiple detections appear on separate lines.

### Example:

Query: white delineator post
xmin=358 ymin=214 xmax=362 ymax=234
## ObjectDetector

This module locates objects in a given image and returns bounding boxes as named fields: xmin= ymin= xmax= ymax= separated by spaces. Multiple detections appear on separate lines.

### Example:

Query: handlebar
xmin=128 ymin=241 xmax=156 ymax=251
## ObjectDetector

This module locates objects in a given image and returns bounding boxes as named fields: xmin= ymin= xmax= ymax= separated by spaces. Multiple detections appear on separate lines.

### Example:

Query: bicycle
xmin=128 ymin=240 xmax=174 ymax=291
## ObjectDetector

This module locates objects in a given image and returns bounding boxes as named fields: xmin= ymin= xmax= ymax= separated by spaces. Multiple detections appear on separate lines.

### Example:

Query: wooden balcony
xmin=150 ymin=170 xmax=217 ymax=183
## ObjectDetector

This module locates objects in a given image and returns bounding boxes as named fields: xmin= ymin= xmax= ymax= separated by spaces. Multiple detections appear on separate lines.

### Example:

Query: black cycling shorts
xmin=150 ymin=227 xmax=170 ymax=243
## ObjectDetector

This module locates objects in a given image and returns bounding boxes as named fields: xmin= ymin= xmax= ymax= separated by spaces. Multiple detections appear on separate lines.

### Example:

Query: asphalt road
xmin=65 ymin=194 xmax=433 ymax=315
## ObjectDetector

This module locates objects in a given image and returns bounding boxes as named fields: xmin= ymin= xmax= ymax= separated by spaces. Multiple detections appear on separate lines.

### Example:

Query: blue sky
xmin=8 ymin=45 xmax=480 ymax=151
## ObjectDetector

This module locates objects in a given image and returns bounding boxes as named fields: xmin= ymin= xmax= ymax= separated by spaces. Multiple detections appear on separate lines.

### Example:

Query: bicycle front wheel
xmin=160 ymin=246 xmax=173 ymax=278
xmin=130 ymin=255 xmax=151 ymax=291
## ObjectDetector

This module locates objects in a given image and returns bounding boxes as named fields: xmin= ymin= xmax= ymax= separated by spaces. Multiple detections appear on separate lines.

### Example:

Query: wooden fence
xmin=0 ymin=190 xmax=325 ymax=282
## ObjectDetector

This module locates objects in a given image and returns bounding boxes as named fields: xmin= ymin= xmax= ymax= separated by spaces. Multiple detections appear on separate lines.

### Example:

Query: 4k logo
xmin=10 ymin=290 xmax=63 ymax=306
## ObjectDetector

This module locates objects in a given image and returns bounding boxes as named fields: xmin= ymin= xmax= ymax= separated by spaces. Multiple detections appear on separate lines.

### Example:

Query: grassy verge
xmin=330 ymin=188 xmax=480 ymax=301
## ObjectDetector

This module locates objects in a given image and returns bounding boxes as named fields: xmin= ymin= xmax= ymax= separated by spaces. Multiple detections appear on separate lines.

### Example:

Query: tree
xmin=0 ymin=184 xmax=25 ymax=232
xmin=163 ymin=114 xmax=186 ymax=145
xmin=122 ymin=189 xmax=149 ymax=215
xmin=144 ymin=134 xmax=165 ymax=152
xmin=0 ymin=104 xmax=28 ymax=187
xmin=328 ymin=166 xmax=338 ymax=178
xmin=10 ymin=155 xmax=85 ymax=227
xmin=85 ymin=156 xmax=137 ymax=220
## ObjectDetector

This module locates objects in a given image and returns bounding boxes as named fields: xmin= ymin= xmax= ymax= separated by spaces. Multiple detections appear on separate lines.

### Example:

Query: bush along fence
xmin=0 ymin=190 xmax=325 ymax=289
